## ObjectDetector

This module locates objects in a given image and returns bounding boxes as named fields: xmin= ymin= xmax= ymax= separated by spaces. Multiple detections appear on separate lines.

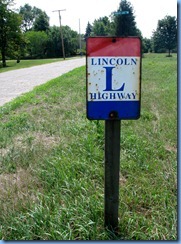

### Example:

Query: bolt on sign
xmin=86 ymin=37 xmax=142 ymax=120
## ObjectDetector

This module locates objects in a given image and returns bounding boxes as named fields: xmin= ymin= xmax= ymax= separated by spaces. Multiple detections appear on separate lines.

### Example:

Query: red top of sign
xmin=87 ymin=37 xmax=141 ymax=57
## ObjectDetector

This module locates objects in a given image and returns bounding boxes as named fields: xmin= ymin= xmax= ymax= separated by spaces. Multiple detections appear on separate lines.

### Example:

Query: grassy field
xmin=0 ymin=57 xmax=78 ymax=73
xmin=0 ymin=53 xmax=177 ymax=240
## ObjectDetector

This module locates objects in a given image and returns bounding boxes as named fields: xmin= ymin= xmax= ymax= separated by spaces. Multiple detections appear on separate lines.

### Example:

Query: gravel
xmin=0 ymin=57 xmax=85 ymax=106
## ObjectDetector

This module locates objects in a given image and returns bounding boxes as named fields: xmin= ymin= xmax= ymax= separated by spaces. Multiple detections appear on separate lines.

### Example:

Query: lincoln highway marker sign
xmin=86 ymin=37 xmax=141 ymax=120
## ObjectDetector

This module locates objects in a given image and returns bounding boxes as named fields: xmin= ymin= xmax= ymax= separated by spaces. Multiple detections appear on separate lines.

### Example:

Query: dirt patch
xmin=0 ymin=132 xmax=60 ymax=159
xmin=0 ymin=148 xmax=10 ymax=157
xmin=0 ymin=168 xmax=32 ymax=194
xmin=0 ymin=168 xmax=41 ymax=212
xmin=119 ymin=174 xmax=127 ymax=185
xmin=14 ymin=132 xmax=60 ymax=149
xmin=33 ymin=132 xmax=60 ymax=148
xmin=165 ymin=144 xmax=177 ymax=153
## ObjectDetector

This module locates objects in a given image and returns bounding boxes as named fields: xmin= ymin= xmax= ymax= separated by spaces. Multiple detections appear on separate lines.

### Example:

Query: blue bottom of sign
xmin=87 ymin=101 xmax=140 ymax=120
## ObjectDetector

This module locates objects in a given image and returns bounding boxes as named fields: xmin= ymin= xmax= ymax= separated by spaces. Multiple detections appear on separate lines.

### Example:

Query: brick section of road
xmin=0 ymin=58 xmax=85 ymax=106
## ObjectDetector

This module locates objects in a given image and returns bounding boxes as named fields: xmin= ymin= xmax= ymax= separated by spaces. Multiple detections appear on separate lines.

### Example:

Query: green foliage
xmin=46 ymin=26 xmax=79 ymax=58
xmin=84 ymin=22 xmax=93 ymax=40
xmin=0 ymin=0 xmax=178 ymax=62
xmin=152 ymin=16 xmax=177 ymax=55
xmin=45 ymin=26 xmax=60 ymax=58
xmin=33 ymin=11 xmax=49 ymax=32
xmin=92 ymin=17 xmax=113 ymax=36
xmin=19 ymin=4 xmax=49 ymax=33
xmin=113 ymin=0 xmax=140 ymax=36
xmin=19 ymin=4 xmax=35 ymax=32
xmin=0 ymin=0 xmax=24 ymax=66
xmin=25 ymin=31 xmax=48 ymax=58
xmin=142 ymin=38 xmax=152 ymax=53
xmin=62 ymin=26 xmax=79 ymax=56
xmin=18 ymin=3 xmax=79 ymax=58
xmin=84 ymin=1 xmax=142 ymax=38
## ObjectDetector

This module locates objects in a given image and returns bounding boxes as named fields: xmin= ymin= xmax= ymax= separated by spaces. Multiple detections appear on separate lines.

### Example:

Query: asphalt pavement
xmin=0 ymin=57 xmax=85 ymax=106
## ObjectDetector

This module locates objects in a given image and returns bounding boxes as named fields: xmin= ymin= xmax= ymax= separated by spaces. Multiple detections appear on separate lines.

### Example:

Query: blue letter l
xmin=103 ymin=66 xmax=125 ymax=91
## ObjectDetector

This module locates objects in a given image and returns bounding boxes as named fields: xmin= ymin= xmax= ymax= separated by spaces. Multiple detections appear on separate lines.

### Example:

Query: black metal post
xmin=104 ymin=120 xmax=121 ymax=231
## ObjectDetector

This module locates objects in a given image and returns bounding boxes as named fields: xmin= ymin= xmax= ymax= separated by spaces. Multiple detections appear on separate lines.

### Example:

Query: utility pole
xmin=53 ymin=9 xmax=66 ymax=60
xmin=79 ymin=19 xmax=82 ymax=57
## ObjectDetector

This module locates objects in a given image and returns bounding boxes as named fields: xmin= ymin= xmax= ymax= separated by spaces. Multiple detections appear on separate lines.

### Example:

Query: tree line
xmin=0 ymin=0 xmax=81 ymax=67
xmin=0 ymin=0 xmax=177 ymax=67
xmin=84 ymin=0 xmax=177 ymax=55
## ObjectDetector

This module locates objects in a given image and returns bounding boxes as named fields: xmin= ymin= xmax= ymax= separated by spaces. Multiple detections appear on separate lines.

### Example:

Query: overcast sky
xmin=14 ymin=0 xmax=177 ymax=38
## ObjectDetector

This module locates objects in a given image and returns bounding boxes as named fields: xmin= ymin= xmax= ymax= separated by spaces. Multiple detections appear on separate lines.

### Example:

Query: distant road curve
xmin=0 ymin=57 xmax=85 ymax=107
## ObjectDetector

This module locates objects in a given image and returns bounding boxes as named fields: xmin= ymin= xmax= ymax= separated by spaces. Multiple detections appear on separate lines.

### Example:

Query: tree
xmin=19 ymin=4 xmax=34 ymax=32
xmin=46 ymin=25 xmax=79 ymax=58
xmin=25 ymin=31 xmax=48 ymax=58
xmin=0 ymin=0 xmax=23 ymax=67
xmin=19 ymin=4 xmax=49 ymax=33
xmin=84 ymin=22 xmax=92 ymax=40
xmin=46 ymin=26 xmax=60 ymax=58
xmin=152 ymin=15 xmax=177 ymax=56
xmin=142 ymin=38 xmax=152 ymax=53
xmin=33 ymin=11 xmax=49 ymax=32
xmin=113 ymin=0 xmax=140 ymax=36
xmin=92 ymin=16 xmax=112 ymax=36
xmin=62 ymin=26 xmax=79 ymax=56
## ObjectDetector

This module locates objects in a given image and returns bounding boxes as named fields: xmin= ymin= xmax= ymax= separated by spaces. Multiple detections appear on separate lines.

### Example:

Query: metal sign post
xmin=86 ymin=37 xmax=141 ymax=232
xmin=105 ymin=119 xmax=120 ymax=231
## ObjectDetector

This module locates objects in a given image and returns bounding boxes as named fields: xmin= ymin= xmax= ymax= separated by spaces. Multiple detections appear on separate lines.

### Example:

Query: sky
xmin=14 ymin=0 xmax=177 ymax=38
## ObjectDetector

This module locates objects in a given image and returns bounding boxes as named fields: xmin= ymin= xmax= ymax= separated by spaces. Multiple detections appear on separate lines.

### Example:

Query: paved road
xmin=0 ymin=57 xmax=85 ymax=106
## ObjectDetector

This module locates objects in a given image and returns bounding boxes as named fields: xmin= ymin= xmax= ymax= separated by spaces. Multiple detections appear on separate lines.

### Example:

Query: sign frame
xmin=86 ymin=36 xmax=142 ymax=120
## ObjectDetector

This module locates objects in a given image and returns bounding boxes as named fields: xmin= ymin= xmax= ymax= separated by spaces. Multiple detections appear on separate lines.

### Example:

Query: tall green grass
xmin=0 ymin=53 xmax=177 ymax=240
